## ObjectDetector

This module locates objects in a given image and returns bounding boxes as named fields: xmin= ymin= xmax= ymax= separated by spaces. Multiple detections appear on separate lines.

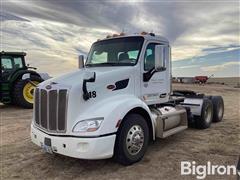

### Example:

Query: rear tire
xmin=194 ymin=98 xmax=213 ymax=129
xmin=211 ymin=96 xmax=224 ymax=122
xmin=114 ymin=113 xmax=149 ymax=165
xmin=13 ymin=76 xmax=42 ymax=109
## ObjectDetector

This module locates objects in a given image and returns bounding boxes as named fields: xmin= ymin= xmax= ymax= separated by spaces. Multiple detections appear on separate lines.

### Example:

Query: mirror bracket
xmin=156 ymin=67 xmax=166 ymax=72
xmin=143 ymin=66 xmax=166 ymax=82
xmin=82 ymin=72 xmax=96 ymax=101
xmin=143 ymin=68 xmax=156 ymax=82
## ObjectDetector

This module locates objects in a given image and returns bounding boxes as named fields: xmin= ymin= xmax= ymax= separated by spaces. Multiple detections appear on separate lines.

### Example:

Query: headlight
xmin=72 ymin=118 xmax=103 ymax=132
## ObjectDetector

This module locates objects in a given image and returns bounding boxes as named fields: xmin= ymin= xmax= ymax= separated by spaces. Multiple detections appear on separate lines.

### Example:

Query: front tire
xmin=13 ymin=76 xmax=42 ymax=108
xmin=114 ymin=113 xmax=149 ymax=165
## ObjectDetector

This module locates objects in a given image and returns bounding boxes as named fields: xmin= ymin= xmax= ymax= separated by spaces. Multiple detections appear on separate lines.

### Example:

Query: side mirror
xmin=155 ymin=45 xmax=165 ymax=71
xmin=78 ymin=55 xmax=84 ymax=69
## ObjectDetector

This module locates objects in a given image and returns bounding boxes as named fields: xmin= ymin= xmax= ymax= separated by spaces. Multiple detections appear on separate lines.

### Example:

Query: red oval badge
xmin=106 ymin=84 xmax=116 ymax=90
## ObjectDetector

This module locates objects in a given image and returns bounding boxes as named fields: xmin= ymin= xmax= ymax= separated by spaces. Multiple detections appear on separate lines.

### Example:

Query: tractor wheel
xmin=194 ymin=98 xmax=213 ymax=129
xmin=13 ymin=76 xmax=42 ymax=108
xmin=114 ymin=113 xmax=149 ymax=165
xmin=211 ymin=96 xmax=224 ymax=122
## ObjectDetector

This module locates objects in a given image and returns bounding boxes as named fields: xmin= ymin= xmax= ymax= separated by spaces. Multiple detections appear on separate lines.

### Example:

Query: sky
xmin=1 ymin=0 xmax=239 ymax=77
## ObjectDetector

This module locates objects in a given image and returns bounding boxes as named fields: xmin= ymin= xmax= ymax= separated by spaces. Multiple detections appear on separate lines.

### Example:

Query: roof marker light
xmin=140 ymin=31 xmax=148 ymax=35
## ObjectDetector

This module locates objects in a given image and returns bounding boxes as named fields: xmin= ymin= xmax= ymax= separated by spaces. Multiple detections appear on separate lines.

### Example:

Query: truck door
xmin=141 ymin=42 xmax=171 ymax=105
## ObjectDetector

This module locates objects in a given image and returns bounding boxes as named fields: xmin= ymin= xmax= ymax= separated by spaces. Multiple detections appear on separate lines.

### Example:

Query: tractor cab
xmin=1 ymin=52 xmax=27 ymax=81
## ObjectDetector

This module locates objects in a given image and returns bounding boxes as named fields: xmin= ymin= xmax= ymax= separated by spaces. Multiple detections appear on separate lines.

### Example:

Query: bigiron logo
xmin=181 ymin=161 xmax=240 ymax=179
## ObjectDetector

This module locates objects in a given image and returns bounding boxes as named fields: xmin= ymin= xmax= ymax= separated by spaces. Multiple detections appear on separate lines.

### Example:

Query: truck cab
xmin=31 ymin=33 xmax=224 ymax=165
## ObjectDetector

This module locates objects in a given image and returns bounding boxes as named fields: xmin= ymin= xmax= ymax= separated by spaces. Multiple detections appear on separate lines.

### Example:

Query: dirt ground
xmin=1 ymin=84 xmax=239 ymax=180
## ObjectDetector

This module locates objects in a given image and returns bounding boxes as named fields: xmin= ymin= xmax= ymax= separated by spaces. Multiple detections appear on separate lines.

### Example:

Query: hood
xmin=35 ymin=66 xmax=137 ymax=136
xmin=39 ymin=66 xmax=134 ymax=87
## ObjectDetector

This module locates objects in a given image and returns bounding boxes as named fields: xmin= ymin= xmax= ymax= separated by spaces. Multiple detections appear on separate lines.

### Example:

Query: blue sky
xmin=1 ymin=0 xmax=239 ymax=77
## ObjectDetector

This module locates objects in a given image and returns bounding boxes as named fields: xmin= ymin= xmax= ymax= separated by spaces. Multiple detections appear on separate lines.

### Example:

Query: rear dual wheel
xmin=194 ymin=96 xmax=224 ymax=129
xmin=211 ymin=96 xmax=224 ymax=122
xmin=195 ymin=98 xmax=213 ymax=129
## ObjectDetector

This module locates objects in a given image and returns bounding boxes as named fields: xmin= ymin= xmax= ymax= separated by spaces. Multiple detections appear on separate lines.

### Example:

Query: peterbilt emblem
xmin=45 ymin=82 xmax=57 ymax=89
xmin=45 ymin=85 xmax=52 ymax=89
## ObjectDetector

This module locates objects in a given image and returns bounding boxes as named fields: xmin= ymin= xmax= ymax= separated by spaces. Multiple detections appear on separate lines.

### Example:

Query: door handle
xmin=160 ymin=93 xmax=167 ymax=98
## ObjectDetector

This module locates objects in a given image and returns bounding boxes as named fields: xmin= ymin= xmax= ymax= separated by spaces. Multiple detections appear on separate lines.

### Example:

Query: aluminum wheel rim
xmin=204 ymin=105 xmax=212 ymax=123
xmin=126 ymin=125 xmax=144 ymax=155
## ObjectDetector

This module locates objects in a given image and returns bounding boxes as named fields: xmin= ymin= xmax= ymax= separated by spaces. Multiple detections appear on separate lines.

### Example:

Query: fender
xmin=72 ymin=94 xmax=156 ymax=140
xmin=8 ymin=69 xmax=41 ymax=84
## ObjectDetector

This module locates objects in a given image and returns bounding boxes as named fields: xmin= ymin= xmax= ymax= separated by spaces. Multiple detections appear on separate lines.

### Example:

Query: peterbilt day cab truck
xmin=31 ymin=32 xmax=224 ymax=165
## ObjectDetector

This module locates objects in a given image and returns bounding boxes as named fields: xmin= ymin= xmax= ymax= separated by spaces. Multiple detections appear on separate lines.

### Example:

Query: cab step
xmin=161 ymin=125 xmax=187 ymax=138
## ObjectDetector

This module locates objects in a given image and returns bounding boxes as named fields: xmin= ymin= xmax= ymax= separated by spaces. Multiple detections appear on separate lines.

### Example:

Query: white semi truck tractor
xmin=31 ymin=32 xmax=224 ymax=165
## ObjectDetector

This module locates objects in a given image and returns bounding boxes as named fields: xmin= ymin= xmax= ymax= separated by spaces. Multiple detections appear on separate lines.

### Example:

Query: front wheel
xmin=114 ymin=113 xmax=149 ymax=165
xmin=13 ymin=76 xmax=42 ymax=108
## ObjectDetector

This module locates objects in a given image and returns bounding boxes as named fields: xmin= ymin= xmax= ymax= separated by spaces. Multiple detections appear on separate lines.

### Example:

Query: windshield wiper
xmin=85 ymin=62 xmax=133 ymax=67
xmin=85 ymin=62 xmax=116 ymax=67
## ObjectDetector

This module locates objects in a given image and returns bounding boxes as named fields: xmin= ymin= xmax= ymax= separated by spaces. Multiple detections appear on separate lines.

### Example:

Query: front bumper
xmin=31 ymin=125 xmax=116 ymax=160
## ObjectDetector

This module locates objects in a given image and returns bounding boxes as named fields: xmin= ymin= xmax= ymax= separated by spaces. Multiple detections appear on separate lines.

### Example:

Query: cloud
xmin=1 ymin=18 xmax=117 ymax=76
xmin=0 ymin=11 xmax=30 ymax=22
xmin=201 ymin=61 xmax=240 ymax=72
xmin=172 ymin=49 xmax=240 ymax=77
xmin=172 ymin=65 xmax=200 ymax=70
xmin=202 ymin=45 xmax=240 ymax=53
xmin=1 ymin=1 xmax=239 ymax=76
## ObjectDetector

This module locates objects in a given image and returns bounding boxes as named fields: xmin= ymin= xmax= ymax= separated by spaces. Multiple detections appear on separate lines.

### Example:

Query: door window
xmin=144 ymin=43 xmax=157 ymax=71
xmin=144 ymin=43 xmax=168 ymax=71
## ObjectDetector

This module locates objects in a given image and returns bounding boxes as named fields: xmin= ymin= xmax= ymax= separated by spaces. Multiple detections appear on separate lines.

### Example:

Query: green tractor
xmin=0 ymin=51 xmax=45 ymax=108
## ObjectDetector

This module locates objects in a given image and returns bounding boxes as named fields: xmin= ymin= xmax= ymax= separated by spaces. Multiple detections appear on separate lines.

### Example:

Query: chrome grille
xmin=34 ymin=87 xmax=68 ymax=132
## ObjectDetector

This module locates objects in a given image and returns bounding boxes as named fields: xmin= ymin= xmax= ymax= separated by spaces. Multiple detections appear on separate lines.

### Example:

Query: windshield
xmin=86 ymin=37 xmax=144 ymax=66
xmin=1 ymin=56 xmax=24 ymax=72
